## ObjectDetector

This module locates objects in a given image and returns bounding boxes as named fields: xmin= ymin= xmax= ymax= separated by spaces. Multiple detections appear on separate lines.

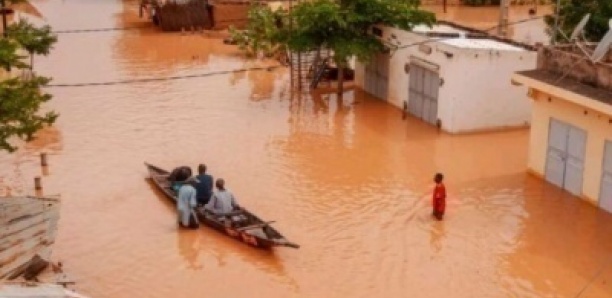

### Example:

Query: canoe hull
xmin=145 ymin=163 xmax=298 ymax=249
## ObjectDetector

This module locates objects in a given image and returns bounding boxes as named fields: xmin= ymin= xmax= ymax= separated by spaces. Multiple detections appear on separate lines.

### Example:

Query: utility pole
xmin=1 ymin=0 xmax=7 ymax=37
xmin=498 ymin=0 xmax=509 ymax=38
xmin=552 ymin=0 xmax=561 ymax=44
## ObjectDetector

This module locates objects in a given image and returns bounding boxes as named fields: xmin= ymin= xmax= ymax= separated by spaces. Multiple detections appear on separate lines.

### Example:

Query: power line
xmin=43 ymin=16 xmax=546 ymax=88
xmin=52 ymin=26 xmax=150 ymax=34
xmin=43 ymin=66 xmax=282 ymax=88
xmin=51 ymin=10 xmax=545 ymax=36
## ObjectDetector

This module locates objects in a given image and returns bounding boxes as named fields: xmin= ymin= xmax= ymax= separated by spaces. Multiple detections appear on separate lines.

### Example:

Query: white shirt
xmin=206 ymin=190 xmax=238 ymax=214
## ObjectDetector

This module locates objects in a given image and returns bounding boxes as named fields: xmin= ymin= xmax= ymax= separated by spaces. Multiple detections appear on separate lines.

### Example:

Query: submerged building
xmin=513 ymin=44 xmax=612 ymax=212
xmin=354 ymin=22 xmax=538 ymax=133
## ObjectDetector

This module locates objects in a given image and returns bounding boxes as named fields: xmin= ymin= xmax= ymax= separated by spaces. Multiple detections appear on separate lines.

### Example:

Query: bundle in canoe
xmin=145 ymin=163 xmax=299 ymax=249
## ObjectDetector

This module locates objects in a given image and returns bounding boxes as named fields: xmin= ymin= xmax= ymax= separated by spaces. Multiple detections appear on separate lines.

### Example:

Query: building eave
xmin=512 ymin=71 xmax=612 ymax=117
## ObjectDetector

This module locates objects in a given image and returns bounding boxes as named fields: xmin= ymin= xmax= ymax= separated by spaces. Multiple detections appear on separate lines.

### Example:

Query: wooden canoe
xmin=145 ymin=163 xmax=299 ymax=249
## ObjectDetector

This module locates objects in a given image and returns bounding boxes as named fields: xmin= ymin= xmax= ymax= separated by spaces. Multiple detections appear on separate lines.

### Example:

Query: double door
xmin=600 ymin=141 xmax=612 ymax=213
xmin=408 ymin=63 xmax=439 ymax=125
xmin=364 ymin=53 xmax=389 ymax=100
xmin=545 ymin=119 xmax=587 ymax=196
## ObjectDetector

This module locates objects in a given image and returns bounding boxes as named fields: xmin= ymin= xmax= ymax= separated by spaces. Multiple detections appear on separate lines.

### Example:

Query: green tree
xmin=0 ymin=5 xmax=58 ymax=152
xmin=546 ymin=0 xmax=612 ymax=42
xmin=0 ymin=76 xmax=58 ymax=152
xmin=229 ymin=7 xmax=285 ymax=58
xmin=232 ymin=0 xmax=435 ymax=94
xmin=0 ymin=38 xmax=27 ymax=70
xmin=7 ymin=18 xmax=57 ymax=69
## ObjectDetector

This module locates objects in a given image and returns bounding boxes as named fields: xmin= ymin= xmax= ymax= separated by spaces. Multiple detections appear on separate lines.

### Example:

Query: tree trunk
xmin=30 ymin=53 xmax=34 ymax=70
xmin=337 ymin=66 xmax=344 ymax=95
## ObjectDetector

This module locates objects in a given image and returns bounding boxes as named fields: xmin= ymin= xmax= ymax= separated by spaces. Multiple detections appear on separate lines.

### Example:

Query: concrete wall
xmin=528 ymin=90 xmax=612 ymax=204
xmin=355 ymin=25 xmax=536 ymax=133
xmin=355 ymin=26 xmax=459 ymax=132
xmin=448 ymin=47 xmax=536 ymax=132
xmin=538 ymin=45 xmax=612 ymax=91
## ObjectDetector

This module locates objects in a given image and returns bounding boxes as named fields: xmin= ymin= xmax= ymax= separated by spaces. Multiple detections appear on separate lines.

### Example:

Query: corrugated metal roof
xmin=0 ymin=284 xmax=89 ymax=298
xmin=413 ymin=24 xmax=466 ymax=34
xmin=439 ymin=38 xmax=526 ymax=51
xmin=411 ymin=24 xmax=527 ymax=52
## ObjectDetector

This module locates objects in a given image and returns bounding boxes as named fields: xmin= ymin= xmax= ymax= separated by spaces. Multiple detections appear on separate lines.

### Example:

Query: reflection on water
xmin=429 ymin=221 xmax=445 ymax=255
xmin=177 ymin=230 xmax=204 ymax=270
xmin=0 ymin=0 xmax=610 ymax=297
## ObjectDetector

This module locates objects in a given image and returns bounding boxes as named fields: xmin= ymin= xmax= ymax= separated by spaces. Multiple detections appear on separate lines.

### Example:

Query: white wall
xmin=355 ymin=26 xmax=457 ymax=132
xmin=447 ymin=48 xmax=536 ymax=133
xmin=355 ymin=25 xmax=537 ymax=133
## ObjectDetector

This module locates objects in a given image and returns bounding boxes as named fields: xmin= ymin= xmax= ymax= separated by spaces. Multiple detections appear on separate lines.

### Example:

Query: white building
xmin=354 ymin=22 xmax=538 ymax=133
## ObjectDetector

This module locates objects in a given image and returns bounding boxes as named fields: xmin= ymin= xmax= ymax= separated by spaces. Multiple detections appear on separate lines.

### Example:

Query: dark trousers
xmin=197 ymin=196 xmax=210 ymax=206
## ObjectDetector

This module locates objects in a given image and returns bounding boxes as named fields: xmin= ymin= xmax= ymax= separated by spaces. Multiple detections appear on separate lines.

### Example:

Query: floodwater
xmin=1 ymin=1 xmax=612 ymax=297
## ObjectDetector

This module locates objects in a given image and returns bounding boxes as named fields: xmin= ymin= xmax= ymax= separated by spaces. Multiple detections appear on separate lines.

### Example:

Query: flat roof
xmin=514 ymin=70 xmax=612 ymax=116
xmin=411 ymin=24 xmax=528 ymax=52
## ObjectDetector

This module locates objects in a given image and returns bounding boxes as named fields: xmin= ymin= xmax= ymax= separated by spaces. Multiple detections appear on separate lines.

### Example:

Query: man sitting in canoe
xmin=205 ymin=178 xmax=243 ymax=225
xmin=177 ymin=176 xmax=200 ymax=229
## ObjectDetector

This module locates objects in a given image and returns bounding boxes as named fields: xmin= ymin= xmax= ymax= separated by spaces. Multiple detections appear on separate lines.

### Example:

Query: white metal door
xmin=600 ymin=141 xmax=612 ymax=213
xmin=364 ymin=53 xmax=389 ymax=100
xmin=545 ymin=119 xmax=587 ymax=196
xmin=565 ymin=126 xmax=587 ymax=196
xmin=408 ymin=63 xmax=439 ymax=125
xmin=545 ymin=120 xmax=568 ymax=188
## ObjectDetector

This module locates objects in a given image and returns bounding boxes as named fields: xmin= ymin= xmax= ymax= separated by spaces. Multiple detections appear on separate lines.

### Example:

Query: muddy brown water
xmin=1 ymin=1 xmax=611 ymax=297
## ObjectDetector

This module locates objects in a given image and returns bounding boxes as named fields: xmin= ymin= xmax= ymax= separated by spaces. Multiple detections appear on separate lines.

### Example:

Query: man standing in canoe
xmin=178 ymin=176 xmax=200 ymax=229
xmin=432 ymin=173 xmax=446 ymax=221
xmin=195 ymin=164 xmax=214 ymax=206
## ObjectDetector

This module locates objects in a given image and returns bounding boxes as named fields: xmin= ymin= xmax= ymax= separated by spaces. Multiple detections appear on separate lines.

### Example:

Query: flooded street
xmin=1 ymin=1 xmax=612 ymax=297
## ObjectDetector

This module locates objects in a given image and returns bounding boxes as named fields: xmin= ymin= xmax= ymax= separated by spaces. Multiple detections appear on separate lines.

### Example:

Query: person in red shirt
xmin=432 ymin=173 xmax=446 ymax=221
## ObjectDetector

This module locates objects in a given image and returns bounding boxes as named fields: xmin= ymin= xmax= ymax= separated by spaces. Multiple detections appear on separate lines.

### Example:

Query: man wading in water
xmin=432 ymin=173 xmax=446 ymax=221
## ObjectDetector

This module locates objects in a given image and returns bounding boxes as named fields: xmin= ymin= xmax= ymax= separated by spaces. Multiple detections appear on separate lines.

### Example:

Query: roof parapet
xmin=538 ymin=44 xmax=612 ymax=91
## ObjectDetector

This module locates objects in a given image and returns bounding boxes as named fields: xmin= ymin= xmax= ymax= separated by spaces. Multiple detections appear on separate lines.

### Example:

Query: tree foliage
xmin=229 ymin=7 xmax=286 ymax=58
xmin=0 ymin=76 xmax=58 ymax=152
xmin=545 ymin=0 xmax=612 ymax=42
xmin=7 ymin=18 xmax=57 ymax=67
xmin=232 ymin=0 xmax=435 ymax=67
xmin=0 ymin=16 xmax=58 ymax=152
xmin=0 ymin=38 xmax=27 ymax=70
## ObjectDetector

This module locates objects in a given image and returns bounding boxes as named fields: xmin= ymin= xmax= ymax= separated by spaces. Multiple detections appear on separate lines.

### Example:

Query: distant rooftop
xmin=410 ymin=21 xmax=535 ymax=52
